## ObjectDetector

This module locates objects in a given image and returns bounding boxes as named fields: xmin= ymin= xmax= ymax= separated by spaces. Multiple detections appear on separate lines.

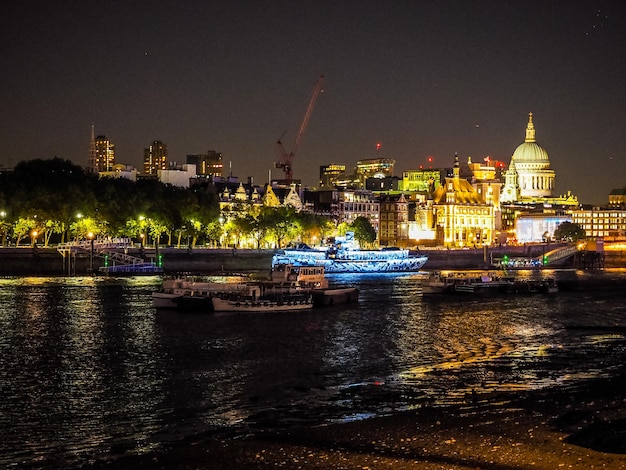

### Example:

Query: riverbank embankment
xmin=0 ymin=245 xmax=623 ymax=276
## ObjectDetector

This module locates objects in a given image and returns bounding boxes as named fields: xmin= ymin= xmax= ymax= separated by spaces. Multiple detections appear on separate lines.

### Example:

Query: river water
xmin=1 ymin=269 xmax=625 ymax=468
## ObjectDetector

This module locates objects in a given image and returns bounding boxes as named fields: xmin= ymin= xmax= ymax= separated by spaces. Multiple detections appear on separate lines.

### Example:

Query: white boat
xmin=272 ymin=231 xmax=427 ymax=274
xmin=268 ymin=263 xmax=360 ymax=307
xmin=153 ymin=264 xmax=359 ymax=312
xmin=151 ymin=277 xmax=251 ymax=310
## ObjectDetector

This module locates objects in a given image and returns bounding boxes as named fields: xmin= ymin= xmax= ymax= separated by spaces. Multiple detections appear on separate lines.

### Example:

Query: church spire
xmin=525 ymin=112 xmax=536 ymax=143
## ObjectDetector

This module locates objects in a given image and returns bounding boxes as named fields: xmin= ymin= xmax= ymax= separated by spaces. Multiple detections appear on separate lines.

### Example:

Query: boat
xmin=272 ymin=231 xmax=427 ymax=274
xmin=152 ymin=277 xmax=251 ymax=310
xmin=153 ymin=263 xmax=359 ymax=312
xmin=421 ymin=271 xmax=514 ymax=295
xmin=421 ymin=271 xmax=558 ymax=296
xmin=212 ymin=264 xmax=359 ymax=312
xmin=268 ymin=263 xmax=359 ymax=307
xmin=311 ymin=286 xmax=360 ymax=307
xmin=211 ymin=286 xmax=314 ymax=312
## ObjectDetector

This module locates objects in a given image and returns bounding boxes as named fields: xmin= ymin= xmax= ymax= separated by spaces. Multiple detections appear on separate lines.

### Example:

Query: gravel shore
xmin=89 ymin=374 xmax=626 ymax=469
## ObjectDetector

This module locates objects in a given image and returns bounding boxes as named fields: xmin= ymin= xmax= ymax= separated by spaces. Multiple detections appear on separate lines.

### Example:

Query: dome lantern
xmin=525 ymin=112 xmax=536 ymax=143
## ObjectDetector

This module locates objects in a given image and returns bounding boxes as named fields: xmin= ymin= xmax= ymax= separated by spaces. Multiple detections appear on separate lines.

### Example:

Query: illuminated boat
xmin=421 ymin=271 xmax=512 ymax=295
xmin=421 ymin=271 xmax=558 ymax=295
xmin=272 ymin=232 xmax=428 ymax=274
xmin=152 ymin=277 xmax=251 ymax=310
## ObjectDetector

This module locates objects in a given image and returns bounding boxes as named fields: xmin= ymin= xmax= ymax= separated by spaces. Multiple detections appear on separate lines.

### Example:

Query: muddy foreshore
xmin=85 ymin=372 xmax=626 ymax=469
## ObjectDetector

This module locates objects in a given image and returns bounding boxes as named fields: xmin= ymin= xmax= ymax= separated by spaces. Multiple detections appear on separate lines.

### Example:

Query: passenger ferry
xmin=272 ymin=232 xmax=428 ymax=274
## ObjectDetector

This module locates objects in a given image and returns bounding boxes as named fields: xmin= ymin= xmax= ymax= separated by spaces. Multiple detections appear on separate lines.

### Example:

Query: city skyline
xmin=2 ymin=1 xmax=625 ymax=205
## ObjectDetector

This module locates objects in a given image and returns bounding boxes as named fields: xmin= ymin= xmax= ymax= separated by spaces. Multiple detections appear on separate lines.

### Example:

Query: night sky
xmin=2 ymin=1 xmax=625 ymax=205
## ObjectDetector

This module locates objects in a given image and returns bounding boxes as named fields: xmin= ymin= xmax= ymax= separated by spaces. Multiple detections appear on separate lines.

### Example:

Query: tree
xmin=260 ymin=206 xmax=297 ymax=249
xmin=351 ymin=216 xmax=377 ymax=248
xmin=553 ymin=221 xmax=586 ymax=242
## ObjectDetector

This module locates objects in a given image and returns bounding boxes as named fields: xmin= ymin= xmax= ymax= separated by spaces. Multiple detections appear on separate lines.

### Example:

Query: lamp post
xmin=0 ymin=211 xmax=6 ymax=247
xmin=31 ymin=230 xmax=38 ymax=248
xmin=87 ymin=232 xmax=94 ymax=273
xmin=75 ymin=213 xmax=83 ymax=242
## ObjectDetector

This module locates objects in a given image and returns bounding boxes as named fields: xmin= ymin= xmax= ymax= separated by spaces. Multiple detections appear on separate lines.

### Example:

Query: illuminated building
xmin=302 ymin=189 xmax=379 ymax=233
xmin=379 ymin=193 xmax=409 ymax=247
xmin=90 ymin=132 xmax=115 ymax=173
xmin=319 ymin=164 xmax=346 ymax=188
xmin=466 ymin=156 xmax=503 ymax=232
xmin=431 ymin=155 xmax=495 ymax=247
xmin=99 ymin=164 xmax=137 ymax=181
xmin=501 ymin=113 xmax=556 ymax=202
xmin=337 ymin=189 xmax=380 ymax=234
xmin=609 ymin=188 xmax=626 ymax=209
xmin=158 ymin=164 xmax=196 ymax=188
xmin=571 ymin=207 xmax=626 ymax=238
xmin=515 ymin=214 xmax=571 ymax=243
xmin=365 ymin=175 xmax=400 ymax=192
xmin=400 ymin=168 xmax=443 ymax=193
xmin=356 ymin=158 xmax=395 ymax=189
xmin=187 ymin=150 xmax=223 ymax=177
xmin=143 ymin=141 xmax=168 ymax=175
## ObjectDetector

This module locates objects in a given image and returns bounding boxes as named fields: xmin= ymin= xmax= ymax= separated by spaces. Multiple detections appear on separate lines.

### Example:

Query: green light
xmin=157 ymin=254 xmax=163 ymax=267
xmin=104 ymin=254 xmax=109 ymax=267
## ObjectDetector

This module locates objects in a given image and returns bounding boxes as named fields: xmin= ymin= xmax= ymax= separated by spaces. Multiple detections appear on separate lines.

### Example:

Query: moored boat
xmin=211 ymin=290 xmax=314 ymax=312
xmin=311 ymin=286 xmax=360 ymax=307
xmin=272 ymin=231 xmax=427 ymax=274
xmin=421 ymin=271 xmax=513 ymax=295
xmin=421 ymin=271 xmax=559 ymax=296
xmin=151 ymin=277 xmax=251 ymax=310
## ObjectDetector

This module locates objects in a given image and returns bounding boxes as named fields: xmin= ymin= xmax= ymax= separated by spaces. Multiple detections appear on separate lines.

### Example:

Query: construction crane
xmin=275 ymin=74 xmax=325 ymax=184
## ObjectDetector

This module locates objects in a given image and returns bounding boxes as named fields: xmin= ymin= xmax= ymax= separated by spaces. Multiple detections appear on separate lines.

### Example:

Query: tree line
xmin=0 ymin=158 xmax=377 ymax=249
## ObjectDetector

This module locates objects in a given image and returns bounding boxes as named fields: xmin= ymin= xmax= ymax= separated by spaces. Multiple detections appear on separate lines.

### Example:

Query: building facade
xmin=501 ymin=113 xmax=555 ymax=203
xmin=356 ymin=158 xmax=395 ymax=189
xmin=319 ymin=164 xmax=346 ymax=188
xmin=93 ymin=135 xmax=116 ymax=173
xmin=609 ymin=188 xmax=626 ymax=209
xmin=187 ymin=150 xmax=224 ymax=178
xmin=431 ymin=156 xmax=495 ymax=247
xmin=379 ymin=193 xmax=409 ymax=246
xmin=571 ymin=207 xmax=626 ymax=238
xmin=143 ymin=141 xmax=168 ymax=176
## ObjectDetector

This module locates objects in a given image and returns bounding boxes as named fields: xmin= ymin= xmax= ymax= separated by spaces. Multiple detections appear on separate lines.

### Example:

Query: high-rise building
xmin=144 ymin=141 xmax=168 ymax=175
xmin=94 ymin=135 xmax=115 ymax=172
xmin=356 ymin=158 xmax=395 ymax=189
xmin=319 ymin=164 xmax=346 ymax=188
xmin=187 ymin=150 xmax=223 ymax=177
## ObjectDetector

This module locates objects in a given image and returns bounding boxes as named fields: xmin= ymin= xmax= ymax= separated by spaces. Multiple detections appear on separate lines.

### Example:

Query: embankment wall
xmin=0 ymin=246 xmax=623 ymax=276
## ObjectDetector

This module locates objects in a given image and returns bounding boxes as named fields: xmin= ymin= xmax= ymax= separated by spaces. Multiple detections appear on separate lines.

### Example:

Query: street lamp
xmin=0 ymin=211 xmax=6 ymax=247
xmin=87 ymin=232 xmax=94 ymax=272
xmin=31 ymin=230 xmax=38 ymax=247
xmin=75 ymin=213 xmax=83 ymax=242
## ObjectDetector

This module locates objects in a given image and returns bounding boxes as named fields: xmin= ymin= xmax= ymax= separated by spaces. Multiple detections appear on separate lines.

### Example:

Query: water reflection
xmin=0 ymin=277 xmax=164 ymax=467
xmin=0 ymin=271 xmax=625 ymax=468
